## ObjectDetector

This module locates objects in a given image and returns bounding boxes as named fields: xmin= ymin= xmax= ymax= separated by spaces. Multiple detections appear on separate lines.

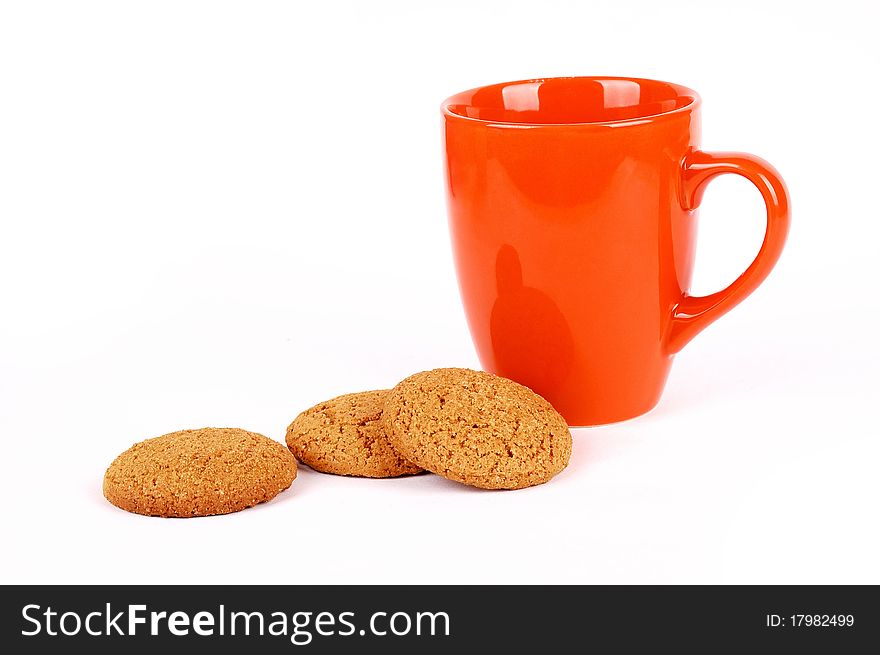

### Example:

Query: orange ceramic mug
xmin=442 ymin=77 xmax=790 ymax=426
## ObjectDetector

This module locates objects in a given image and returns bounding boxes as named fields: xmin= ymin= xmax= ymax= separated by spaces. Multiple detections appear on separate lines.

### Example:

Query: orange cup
xmin=442 ymin=77 xmax=790 ymax=426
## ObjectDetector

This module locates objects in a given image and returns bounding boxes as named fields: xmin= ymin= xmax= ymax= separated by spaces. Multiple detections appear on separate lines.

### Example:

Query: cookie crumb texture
xmin=103 ymin=428 xmax=297 ymax=517
xmin=382 ymin=368 xmax=572 ymax=490
xmin=286 ymin=390 xmax=422 ymax=478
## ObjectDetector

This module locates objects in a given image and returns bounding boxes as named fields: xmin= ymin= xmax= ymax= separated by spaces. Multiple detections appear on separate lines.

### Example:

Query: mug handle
xmin=666 ymin=150 xmax=791 ymax=354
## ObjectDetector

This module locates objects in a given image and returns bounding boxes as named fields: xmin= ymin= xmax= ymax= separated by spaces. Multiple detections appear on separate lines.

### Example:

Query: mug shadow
xmin=489 ymin=244 xmax=575 ymax=406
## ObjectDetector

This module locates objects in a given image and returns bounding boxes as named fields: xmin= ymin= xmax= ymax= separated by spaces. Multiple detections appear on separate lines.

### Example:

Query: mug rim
xmin=441 ymin=76 xmax=701 ymax=128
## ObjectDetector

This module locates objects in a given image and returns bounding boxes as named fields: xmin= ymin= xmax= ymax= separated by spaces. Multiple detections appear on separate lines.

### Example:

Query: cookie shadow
xmin=411 ymin=472 xmax=566 ymax=494
xmin=250 ymin=464 xmax=326 ymax=511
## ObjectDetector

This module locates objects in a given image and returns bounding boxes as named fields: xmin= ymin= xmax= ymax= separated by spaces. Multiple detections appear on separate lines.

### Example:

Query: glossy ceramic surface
xmin=442 ymin=77 xmax=790 ymax=426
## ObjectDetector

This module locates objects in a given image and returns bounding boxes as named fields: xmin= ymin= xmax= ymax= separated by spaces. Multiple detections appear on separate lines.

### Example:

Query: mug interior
xmin=443 ymin=77 xmax=698 ymax=125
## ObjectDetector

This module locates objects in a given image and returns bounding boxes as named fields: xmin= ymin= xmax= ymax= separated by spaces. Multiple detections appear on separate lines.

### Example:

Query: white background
xmin=1 ymin=0 xmax=878 ymax=584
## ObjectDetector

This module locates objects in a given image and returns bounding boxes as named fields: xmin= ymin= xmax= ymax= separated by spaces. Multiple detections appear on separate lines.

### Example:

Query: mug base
xmin=559 ymin=393 xmax=664 ymax=428
xmin=479 ymin=362 xmax=670 ymax=428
